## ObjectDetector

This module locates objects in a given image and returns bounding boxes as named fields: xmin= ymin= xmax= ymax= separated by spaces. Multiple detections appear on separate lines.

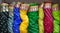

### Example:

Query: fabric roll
xmin=8 ymin=5 xmax=14 ymax=33
xmin=28 ymin=3 xmax=39 ymax=33
xmin=13 ymin=4 xmax=22 ymax=33
xmin=44 ymin=3 xmax=53 ymax=33
xmin=38 ymin=3 xmax=44 ymax=33
xmin=20 ymin=4 xmax=29 ymax=33
xmin=53 ymin=11 xmax=60 ymax=33
xmin=0 ymin=3 xmax=9 ymax=33
xmin=52 ymin=4 xmax=60 ymax=33
xmin=0 ymin=12 xmax=9 ymax=33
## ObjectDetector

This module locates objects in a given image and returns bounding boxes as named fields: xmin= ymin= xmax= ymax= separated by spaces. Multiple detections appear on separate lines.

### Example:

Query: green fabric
xmin=53 ymin=10 xmax=60 ymax=33
xmin=53 ymin=11 xmax=60 ymax=21
xmin=28 ymin=11 xmax=39 ymax=33
xmin=59 ymin=10 xmax=60 ymax=32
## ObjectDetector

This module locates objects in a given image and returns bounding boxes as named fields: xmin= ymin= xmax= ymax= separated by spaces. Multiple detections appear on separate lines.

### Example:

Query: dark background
xmin=1 ymin=0 xmax=59 ymax=4
xmin=0 ymin=0 xmax=60 ymax=9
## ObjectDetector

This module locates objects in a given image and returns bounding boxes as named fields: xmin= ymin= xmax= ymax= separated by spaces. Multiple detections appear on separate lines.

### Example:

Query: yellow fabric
xmin=20 ymin=10 xmax=29 ymax=33
xmin=38 ymin=8 xmax=44 ymax=33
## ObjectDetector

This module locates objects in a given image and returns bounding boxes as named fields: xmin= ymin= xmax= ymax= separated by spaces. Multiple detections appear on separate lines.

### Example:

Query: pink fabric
xmin=44 ymin=8 xmax=53 ymax=33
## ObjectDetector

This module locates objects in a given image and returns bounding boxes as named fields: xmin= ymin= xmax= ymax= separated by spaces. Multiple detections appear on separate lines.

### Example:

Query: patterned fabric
xmin=13 ymin=7 xmax=22 ymax=33
xmin=53 ymin=11 xmax=60 ymax=33
xmin=0 ymin=11 xmax=9 ymax=33
xmin=44 ymin=6 xmax=53 ymax=33
xmin=28 ymin=11 xmax=39 ymax=33
xmin=8 ymin=7 xmax=14 ymax=33
xmin=20 ymin=10 xmax=29 ymax=33
xmin=38 ymin=4 xmax=44 ymax=33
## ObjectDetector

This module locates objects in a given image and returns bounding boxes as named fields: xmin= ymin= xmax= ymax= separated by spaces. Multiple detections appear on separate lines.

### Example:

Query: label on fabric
xmin=20 ymin=4 xmax=29 ymax=11
xmin=3 ymin=6 xmax=5 ymax=12
xmin=52 ymin=4 xmax=59 ymax=11
xmin=5 ymin=4 xmax=8 ymax=12
xmin=6 ymin=7 xmax=8 ymax=12
xmin=2 ymin=3 xmax=8 ymax=12
xmin=53 ymin=7 xmax=59 ymax=11
xmin=9 ymin=6 xmax=14 ymax=11
xmin=29 ymin=6 xmax=38 ymax=12
xmin=44 ymin=3 xmax=51 ymax=8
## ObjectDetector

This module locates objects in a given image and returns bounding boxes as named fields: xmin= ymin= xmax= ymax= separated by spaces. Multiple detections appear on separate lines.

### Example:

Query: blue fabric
xmin=13 ymin=7 xmax=22 ymax=33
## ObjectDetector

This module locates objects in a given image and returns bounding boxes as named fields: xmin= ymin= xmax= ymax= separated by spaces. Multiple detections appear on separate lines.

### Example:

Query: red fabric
xmin=44 ymin=8 xmax=53 ymax=33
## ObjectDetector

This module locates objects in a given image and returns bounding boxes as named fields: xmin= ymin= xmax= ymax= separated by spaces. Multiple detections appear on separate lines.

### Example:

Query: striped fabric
xmin=44 ymin=3 xmax=53 ymax=33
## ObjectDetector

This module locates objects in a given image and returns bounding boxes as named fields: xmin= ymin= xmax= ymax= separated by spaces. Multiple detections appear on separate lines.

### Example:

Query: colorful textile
xmin=44 ymin=3 xmax=53 ymax=33
xmin=28 ymin=3 xmax=39 ymax=33
xmin=20 ymin=4 xmax=29 ymax=33
xmin=13 ymin=4 xmax=22 ymax=33
xmin=38 ymin=3 xmax=44 ymax=33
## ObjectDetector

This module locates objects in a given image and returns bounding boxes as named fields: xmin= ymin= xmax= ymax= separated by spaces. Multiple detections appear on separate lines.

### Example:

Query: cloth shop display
xmin=0 ymin=2 xmax=60 ymax=33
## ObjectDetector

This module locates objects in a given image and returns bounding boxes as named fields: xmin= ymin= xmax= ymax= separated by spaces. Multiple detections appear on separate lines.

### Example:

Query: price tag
xmin=6 ymin=6 xmax=8 ymax=12
xmin=44 ymin=3 xmax=51 ymax=8
xmin=52 ymin=4 xmax=59 ymax=11
xmin=20 ymin=4 xmax=29 ymax=11
xmin=3 ymin=6 xmax=5 ymax=12
xmin=29 ymin=6 xmax=38 ymax=12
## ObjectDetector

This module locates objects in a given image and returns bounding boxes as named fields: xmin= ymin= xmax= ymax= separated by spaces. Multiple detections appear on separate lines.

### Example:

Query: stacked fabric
xmin=0 ymin=2 xmax=60 ymax=33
